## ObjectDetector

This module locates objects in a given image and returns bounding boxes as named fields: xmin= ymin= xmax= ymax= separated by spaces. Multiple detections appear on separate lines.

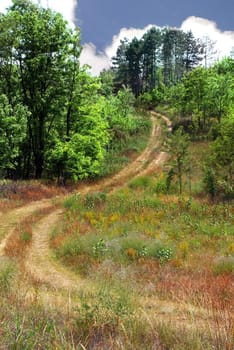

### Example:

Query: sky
xmin=1 ymin=0 xmax=234 ymax=75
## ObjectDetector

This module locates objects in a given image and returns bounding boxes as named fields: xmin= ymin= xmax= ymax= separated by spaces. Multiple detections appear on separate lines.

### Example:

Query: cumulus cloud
xmin=39 ymin=0 xmax=77 ymax=25
xmin=81 ymin=17 xmax=234 ymax=76
xmin=80 ymin=43 xmax=110 ymax=76
xmin=181 ymin=16 xmax=234 ymax=60
xmin=0 ymin=0 xmax=78 ymax=25
xmin=0 ymin=0 xmax=12 ymax=13
xmin=80 ymin=25 xmax=156 ymax=76
xmin=105 ymin=25 xmax=155 ymax=59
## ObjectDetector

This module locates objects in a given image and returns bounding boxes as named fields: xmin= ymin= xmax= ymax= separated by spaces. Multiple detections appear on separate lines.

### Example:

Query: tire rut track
xmin=0 ymin=112 xmax=170 ymax=297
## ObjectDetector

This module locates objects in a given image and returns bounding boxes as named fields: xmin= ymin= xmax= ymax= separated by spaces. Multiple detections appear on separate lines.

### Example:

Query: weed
xmin=92 ymin=238 xmax=108 ymax=258
xmin=128 ymin=175 xmax=152 ymax=189
xmin=0 ymin=258 xmax=17 ymax=294
xmin=84 ymin=191 xmax=107 ymax=209
xmin=20 ymin=231 xmax=32 ymax=243
xmin=57 ymin=236 xmax=81 ymax=258
xmin=155 ymin=247 xmax=173 ymax=265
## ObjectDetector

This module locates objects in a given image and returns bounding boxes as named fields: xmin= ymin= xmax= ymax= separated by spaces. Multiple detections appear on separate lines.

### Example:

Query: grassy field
xmin=47 ymin=139 xmax=233 ymax=349
xmin=0 ymin=136 xmax=233 ymax=349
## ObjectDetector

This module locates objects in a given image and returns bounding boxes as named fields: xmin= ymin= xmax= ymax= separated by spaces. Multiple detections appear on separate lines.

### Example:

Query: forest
xmin=0 ymin=1 xmax=233 ymax=349
xmin=0 ymin=0 xmax=233 ymax=199
xmin=0 ymin=0 xmax=148 ymax=182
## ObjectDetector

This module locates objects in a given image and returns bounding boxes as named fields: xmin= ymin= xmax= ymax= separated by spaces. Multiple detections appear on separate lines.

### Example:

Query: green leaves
xmin=0 ymin=95 xmax=28 ymax=175
xmin=165 ymin=127 xmax=191 ymax=194
xmin=209 ymin=114 xmax=234 ymax=196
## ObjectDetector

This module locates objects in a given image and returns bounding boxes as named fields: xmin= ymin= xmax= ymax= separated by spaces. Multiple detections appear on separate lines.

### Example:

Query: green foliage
xmin=0 ymin=1 xmax=129 ymax=182
xmin=112 ymin=27 xmax=204 ymax=96
xmin=153 ymin=175 xmax=168 ymax=194
xmin=154 ymin=247 xmax=173 ymax=265
xmin=128 ymin=176 xmax=153 ymax=189
xmin=204 ymin=114 xmax=234 ymax=197
xmin=92 ymin=238 xmax=108 ymax=258
xmin=84 ymin=192 xmax=107 ymax=209
xmin=203 ymin=166 xmax=217 ymax=199
xmin=0 ymin=258 xmax=17 ymax=294
xmin=20 ymin=231 xmax=31 ymax=242
xmin=129 ymin=175 xmax=168 ymax=194
xmin=0 ymin=95 xmax=28 ymax=177
xmin=58 ymin=236 xmax=81 ymax=257
xmin=165 ymin=127 xmax=191 ymax=194
xmin=0 ymin=0 xmax=82 ymax=178
xmin=158 ymin=58 xmax=234 ymax=140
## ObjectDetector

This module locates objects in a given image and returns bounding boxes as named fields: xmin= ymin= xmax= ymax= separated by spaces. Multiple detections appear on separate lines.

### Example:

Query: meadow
xmin=0 ymin=136 xmax=233 ymax=349
xmin=49 ymin=173 xmax=233 ymax=349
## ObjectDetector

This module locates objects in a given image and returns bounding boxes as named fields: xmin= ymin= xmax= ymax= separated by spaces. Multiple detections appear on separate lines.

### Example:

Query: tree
xmin=181 ymin=67 xmax=210 ymax=130
xmin=99 ymin=69 xmax=114 ymax=97
xmin=207 ymin=114 xmax=234 ymax=196
xmin=0 ymin=0 xmax=81 ymax=178
xmin=46 ymin=102 xmax=109 ymax=182
xmin=142 ymin=28 xmax=162 ymax=92
xmin=126 ymin=37 xmax=143 ymax=96
xmin=165 ymin=127 xmax=190 ymax=194
xmin=207 ymin=60 xmax=234 ymax=123
xmin=183 ymin=31 xmax=203 ymax=73
xmin=0 ymin=95 xmax=28 ymax=177
xmin=112 ymin=39 xmax=130 ymax=92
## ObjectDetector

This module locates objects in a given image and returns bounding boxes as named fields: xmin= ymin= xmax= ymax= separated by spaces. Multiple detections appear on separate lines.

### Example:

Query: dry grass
xmin=0 ymin=180 xmax=66 ymax=212
xmin=0 ymin=132 xmax=233 ymax=348
xmin=4 ymin=206 xmax=57 ymax=260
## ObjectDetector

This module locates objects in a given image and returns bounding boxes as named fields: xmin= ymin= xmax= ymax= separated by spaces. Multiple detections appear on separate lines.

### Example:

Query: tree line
xmin=112 ymin=27 xmax=208 ymax=96
xmin=0 ymin=0 xmax=233 ymax=198
xmin=135 ymin=58 xmax=234 ymax=199
xmin=0 ymin=0 xmax=146 ymax=182
xmin=110 ymin=26 xmax=234 ymax=198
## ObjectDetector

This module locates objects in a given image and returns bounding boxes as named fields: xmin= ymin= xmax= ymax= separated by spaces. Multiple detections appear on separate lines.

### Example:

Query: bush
xmin=128 ymin=176 xmax=152 ymax=189
xmin=84 ymin=191 xmax=107 ymax=209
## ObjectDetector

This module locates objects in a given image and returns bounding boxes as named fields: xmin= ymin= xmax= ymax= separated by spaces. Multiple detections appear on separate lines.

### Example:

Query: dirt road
xmin=0 ymin=112 xmax=170 ymax=299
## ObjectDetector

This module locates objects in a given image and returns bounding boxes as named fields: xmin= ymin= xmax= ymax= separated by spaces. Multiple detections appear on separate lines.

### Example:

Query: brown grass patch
xmin=4 ymin=206 xmax=57 ymax=259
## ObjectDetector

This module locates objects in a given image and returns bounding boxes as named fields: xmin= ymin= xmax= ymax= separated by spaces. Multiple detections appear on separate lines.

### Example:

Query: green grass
xmin=100 ymin=114 xmax=151 ymax=177
xmin=49 ymin=139 xmax=234 ymax=349
xmin=1 ymin=135 xmax=233 ymax=349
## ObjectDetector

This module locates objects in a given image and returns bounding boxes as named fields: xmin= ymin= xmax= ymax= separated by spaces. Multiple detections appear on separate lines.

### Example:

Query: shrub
xmin=84 ymin=191 xmax=107 ymax=209
xmin=56 ymin=236 xmax=81 ymax=258
xmin=128 ymin=176 xmax=152 ymax=189
xmin=153 ymin=176 xmax=168 ymax=194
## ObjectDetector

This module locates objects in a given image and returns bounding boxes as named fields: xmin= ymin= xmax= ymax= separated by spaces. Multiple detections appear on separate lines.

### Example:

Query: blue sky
xmin=1 ymin=0 xmax=234 ymax=74
xmin=77 ymin=0 xmax=234 ymax=50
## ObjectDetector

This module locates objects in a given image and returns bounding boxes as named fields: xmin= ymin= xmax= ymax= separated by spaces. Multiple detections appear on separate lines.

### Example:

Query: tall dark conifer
xmin=142 ymin=28 xmax=162 ymax=92
xmin=126 ymin=37 xmax=143 ymax=96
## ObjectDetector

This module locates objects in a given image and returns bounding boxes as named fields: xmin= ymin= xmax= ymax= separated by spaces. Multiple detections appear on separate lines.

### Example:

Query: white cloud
xmin=81 ymin=17 xmax=234 ymax=76
xmin=80 ymin=43 xmax=110 ymax=76
xmin=39 ymin=0 xmax=77 ymax=25
xmin=80 ymin=25 xmax=155 ymax=76
xmin=105 ymin=25 xmax=155 ymax=60
xmin=0 ymin=0 xmax=78 ymax=25
xmin=0 ymin=0 xmax=12 ymax=13
xmin=181 ymin=16 xmax=234 ymax=61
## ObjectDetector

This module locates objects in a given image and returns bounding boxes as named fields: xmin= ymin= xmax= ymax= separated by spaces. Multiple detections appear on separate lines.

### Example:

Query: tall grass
xmin=100 ymin=114 xmax=151 ymax=177
xmin=47 ymin=173 xmax=234 ymax=348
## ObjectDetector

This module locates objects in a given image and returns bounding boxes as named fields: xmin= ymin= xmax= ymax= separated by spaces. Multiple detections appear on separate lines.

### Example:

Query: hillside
xmin=0 ymin=2 xmax=233 ymax=349
xmin=0 ymin=112 xmax=233 ymax=349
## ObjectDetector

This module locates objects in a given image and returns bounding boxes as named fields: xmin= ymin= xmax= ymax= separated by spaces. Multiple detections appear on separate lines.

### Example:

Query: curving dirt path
xmin=0 ymin=112 xmax=171 ymax=296
xmin=1 ymin=112 xmax=231 ymax=345
xmin=0 ymin=199 xmax=53 ymax=256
